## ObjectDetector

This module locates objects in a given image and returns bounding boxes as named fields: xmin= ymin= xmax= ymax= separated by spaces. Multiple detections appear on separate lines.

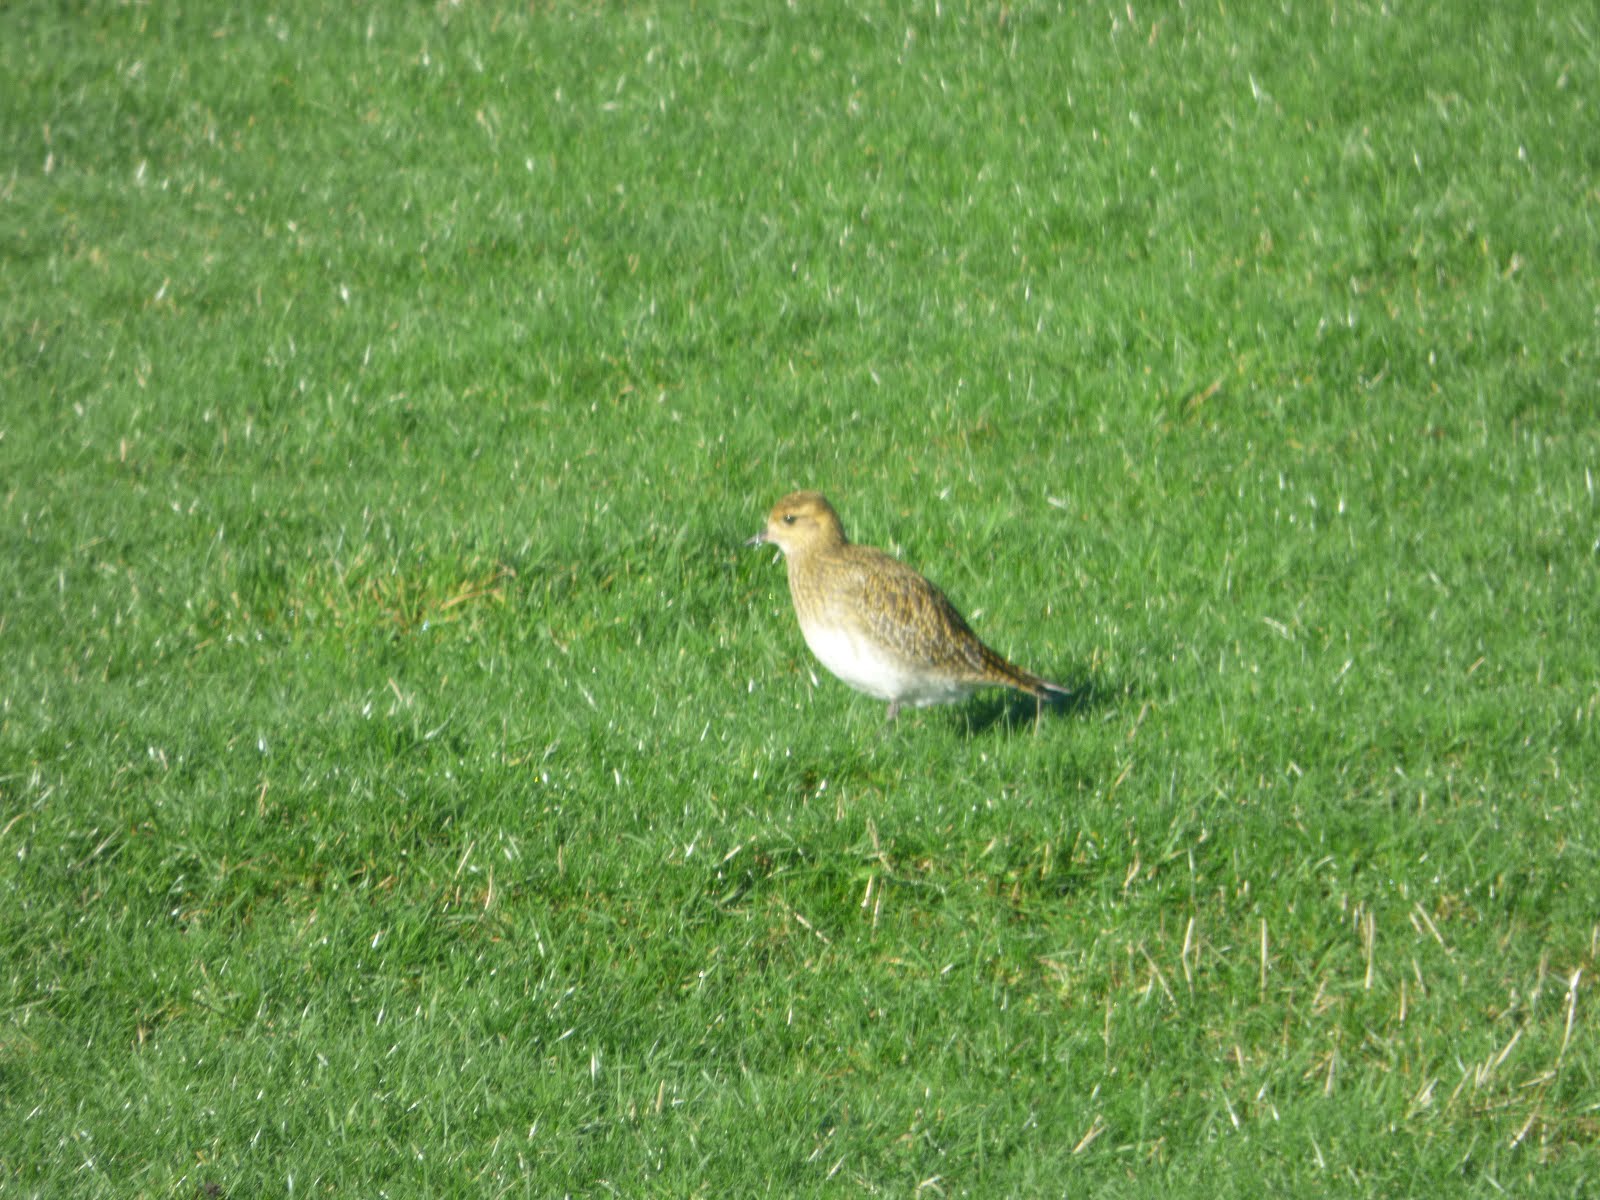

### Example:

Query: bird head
xmin=747 ymin=490 xmax=847 ymax=556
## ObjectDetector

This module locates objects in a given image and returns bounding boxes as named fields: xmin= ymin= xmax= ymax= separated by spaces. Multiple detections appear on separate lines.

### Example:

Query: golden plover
xmin=748 ymin=490 xmax=1069 ymax=722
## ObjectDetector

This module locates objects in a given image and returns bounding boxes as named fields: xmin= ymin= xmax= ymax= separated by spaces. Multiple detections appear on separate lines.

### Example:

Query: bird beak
xmin=745 ymin=531 xmax=768 ymax=548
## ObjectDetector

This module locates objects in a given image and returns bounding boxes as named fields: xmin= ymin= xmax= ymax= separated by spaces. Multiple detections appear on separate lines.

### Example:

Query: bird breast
xmin=799 ymin=621 xmax=978 ymax=708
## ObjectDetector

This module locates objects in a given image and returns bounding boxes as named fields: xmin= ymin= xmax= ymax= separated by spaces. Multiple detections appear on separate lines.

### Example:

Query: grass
xmin=2 ymin=0 xmax=1597 ymax=1194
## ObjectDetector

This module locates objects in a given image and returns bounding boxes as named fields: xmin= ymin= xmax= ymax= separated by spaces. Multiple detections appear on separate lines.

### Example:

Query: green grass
xmin=3 ymin=0 xmax=1597 ymax=1194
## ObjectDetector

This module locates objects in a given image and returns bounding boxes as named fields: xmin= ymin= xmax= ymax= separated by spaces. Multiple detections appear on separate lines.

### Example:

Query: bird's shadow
xmin=958 ymin=673 xmax=1117 ymax=737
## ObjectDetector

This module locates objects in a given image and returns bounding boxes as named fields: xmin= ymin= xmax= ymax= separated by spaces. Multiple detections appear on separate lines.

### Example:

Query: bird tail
xmin=982 ymin=647 xmax=1071 ymax=702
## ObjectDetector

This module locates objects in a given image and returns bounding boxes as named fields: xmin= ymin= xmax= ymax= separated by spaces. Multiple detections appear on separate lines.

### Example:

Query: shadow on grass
xmin=957 ymin=672 xmax=1120 ymax=737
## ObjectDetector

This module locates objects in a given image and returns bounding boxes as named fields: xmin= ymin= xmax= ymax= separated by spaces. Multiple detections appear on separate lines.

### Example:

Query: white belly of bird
xmin=801 ymin=622 xmax=977 ymax=709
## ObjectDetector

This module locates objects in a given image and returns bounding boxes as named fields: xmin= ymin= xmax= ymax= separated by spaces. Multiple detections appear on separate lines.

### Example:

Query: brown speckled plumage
xmin=749 ymin=491 xmax=1067 ymax=722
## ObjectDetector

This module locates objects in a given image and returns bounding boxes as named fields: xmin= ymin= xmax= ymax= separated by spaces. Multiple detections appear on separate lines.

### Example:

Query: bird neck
xmin=788 ymin=531 xmax=846 ymax=564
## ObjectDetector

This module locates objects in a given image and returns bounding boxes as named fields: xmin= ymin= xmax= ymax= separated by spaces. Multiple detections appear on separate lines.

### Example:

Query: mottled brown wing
xmin=827 ymin=546 xmax=993 ymax=678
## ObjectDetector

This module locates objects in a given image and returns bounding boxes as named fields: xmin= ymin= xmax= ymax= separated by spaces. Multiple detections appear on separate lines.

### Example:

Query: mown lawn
xmin=2 ymin=1 xmax=1596 ymax=1194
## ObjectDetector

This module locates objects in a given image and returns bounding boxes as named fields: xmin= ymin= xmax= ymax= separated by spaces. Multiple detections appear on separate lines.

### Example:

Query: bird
xmin=748 ymin=490 xmax=1070 ymax=723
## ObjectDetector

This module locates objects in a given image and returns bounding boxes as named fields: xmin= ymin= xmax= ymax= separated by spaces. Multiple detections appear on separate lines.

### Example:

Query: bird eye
xmin=782 ymin=514 xmax=797 ymax=525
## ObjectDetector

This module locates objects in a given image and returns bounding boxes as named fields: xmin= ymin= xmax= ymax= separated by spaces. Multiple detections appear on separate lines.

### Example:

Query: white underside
xmin=801 ymin=623 xmax=977 ymax=709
